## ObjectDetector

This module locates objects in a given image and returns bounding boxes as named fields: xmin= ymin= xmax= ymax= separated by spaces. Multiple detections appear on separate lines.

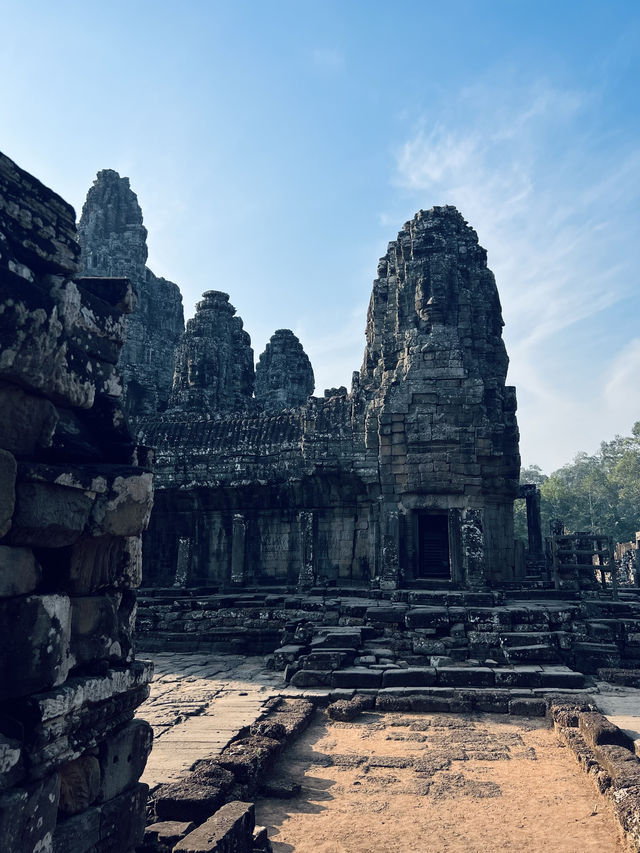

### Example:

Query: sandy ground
xmin=256 ymin=711 xmax=630 ymax=853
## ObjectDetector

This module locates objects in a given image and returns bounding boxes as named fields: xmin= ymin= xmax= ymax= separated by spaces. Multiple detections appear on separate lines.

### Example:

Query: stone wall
xmin=0 ymin=151 xmax=153 ymax=853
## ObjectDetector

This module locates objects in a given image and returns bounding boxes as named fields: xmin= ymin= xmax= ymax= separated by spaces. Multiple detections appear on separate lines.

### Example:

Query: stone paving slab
xmin=594 ymin=682 xmax=640 ymax=753
xmin=138 ymin=654 xmax=283 ymax=787
xmin=138 ymin=652 xmax=640 ymax=789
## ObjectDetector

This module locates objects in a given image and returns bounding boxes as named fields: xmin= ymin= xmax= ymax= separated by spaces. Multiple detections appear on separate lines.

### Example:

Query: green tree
xmin=517 ymin=421 xmax=640 ymax=545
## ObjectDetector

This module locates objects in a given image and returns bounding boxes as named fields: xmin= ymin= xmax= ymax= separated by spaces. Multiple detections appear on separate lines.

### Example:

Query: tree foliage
xmin=517 ymin=423 xmax=640 ymax=544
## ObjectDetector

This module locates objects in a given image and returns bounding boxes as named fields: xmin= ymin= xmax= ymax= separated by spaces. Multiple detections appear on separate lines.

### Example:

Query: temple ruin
xmin=76 ymin=170 xmax=521 ymax=593
xmin=3 ymin=153 xmax=640 ymax=853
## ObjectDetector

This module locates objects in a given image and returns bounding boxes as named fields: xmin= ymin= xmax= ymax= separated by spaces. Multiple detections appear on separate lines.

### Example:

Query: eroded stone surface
xmin=169 ymin=291 xmax=254 ymax=414
xmin=0 ymin=150 xmax=153 ymax=853
xmin=78 ymin=169 xmax=184 ymax=417
xmin=255 ymin=329 xmax=314 ymax=412
xmin=139 ymin=206 xmax=520 ymax=592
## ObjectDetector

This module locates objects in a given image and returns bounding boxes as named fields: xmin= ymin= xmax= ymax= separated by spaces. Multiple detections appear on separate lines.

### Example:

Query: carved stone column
xmin=461 ymin=508 xmax=485 ymax=588
xmin=174 ymin=537 xmax=191 ymax=588
xmin=230 ymin=513 xmax=246 ymax=586
xmin=380 ymin=505 xmax=400 ymax=589
xmin=297 ymin=510 xmax=314 ymax=590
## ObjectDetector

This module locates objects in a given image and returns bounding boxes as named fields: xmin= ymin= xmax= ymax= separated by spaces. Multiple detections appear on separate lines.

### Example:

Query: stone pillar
xmin=230 ymin=514 xmax=246 ymax=586
xmin=174 ymin=537 xmax=191 ymax=587
xmin=520 ymin=484 xmax=543 ymax=557
xmin=297 ymin=510 xmax=314 ymax=590
xmin=461 ymin=508 xmax=486 ymax=588
xmin=380 ymin=505 xmax=400 ymax=589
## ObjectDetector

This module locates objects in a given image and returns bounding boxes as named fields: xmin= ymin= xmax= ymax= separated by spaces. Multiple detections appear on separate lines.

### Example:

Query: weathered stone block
xmin=0 ymin=448 xmax=16 ymax=538
xmin=331 ymin=668 xmax=382 ymax=689
xmin=0 ymin=594 xmax=70 ymax=700
xmin=143 ymin=820 xmax=196 ymax=853
xmin=381 ymin=667 xmax=436 ymax=688
xmin=89 ymin=472 xmax=153 ymax=537
xmin=48 ymin=534 xmax=142 ymax=595
xmin=0 ymin=545 xmax=41 ymax=597
xmin=153 ymin=764 xmax=235 ymax=824
xmin=59 ymin=754 xmax=101 ymax=816
xmin=0 ymin=734 xmax=24 ymax=793
xmin=98 ymin=782 xmax=148 ymax=852
xmin=436 ymin=666 xmax=495 ymax=687
xmin=0 ymin=383 xmax=58 ymax=456
xmin=173 ymin=801 xmax=255 ymax=853
xmin=0 ymin=772 xmax=60 ymax=853
xmin=10 ymin=482 xmax=93 ymax=547
xmin=217 ymin=737 xmax=281 ymax=784
xmin=70 ymin=594 xmax=120 ymax=665
xmin=98 ymin=719 xmax=152 ymax=802
xmin=508 ymin=697 xmax=547 ymax=717
xmin=0 ymin=151 xmax=79 ymax=274
xmin=579 ymin=711 xmax=635 ymax=751
xmin=52 ymin=802 xmax=101 ymax=853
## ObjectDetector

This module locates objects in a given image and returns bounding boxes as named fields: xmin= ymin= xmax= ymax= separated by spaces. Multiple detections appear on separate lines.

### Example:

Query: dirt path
xmin=256 ymin=711 xmax=630 ymax=853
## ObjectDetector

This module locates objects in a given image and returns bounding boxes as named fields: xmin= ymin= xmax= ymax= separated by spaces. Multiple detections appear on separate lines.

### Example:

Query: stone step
xmin=499 ymin=632 xmax=556 ymax=647
xmin=504 ymin=644 xmax=560 ymax=663
xmin=573 ymin=642 xmax=622 ymax=673
xmin=299 ymin=649 xmax=355 ymax=670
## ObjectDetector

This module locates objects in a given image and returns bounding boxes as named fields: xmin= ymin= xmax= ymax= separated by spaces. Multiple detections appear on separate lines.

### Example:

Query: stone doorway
xmin=418 ymin=512 xmax=450 ymax=578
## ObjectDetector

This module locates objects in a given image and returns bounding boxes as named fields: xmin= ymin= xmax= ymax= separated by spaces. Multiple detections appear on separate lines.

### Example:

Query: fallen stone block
xmin=252 ymin=824 xmax=271 ymax=852
xmin=142 ymin=820 xmax=196 ymax=853
xmin=289 ymin=669 xmax=331 ymax=688
xmin=217 ymin=736 xmax=281 ymax=785
xmin=173 ymin=801 xmax=255 ymax=853
xmin=259 ymin=779 xmax=301 ymax=798
xmin=153 ymin=764 xmax=235 ymax=825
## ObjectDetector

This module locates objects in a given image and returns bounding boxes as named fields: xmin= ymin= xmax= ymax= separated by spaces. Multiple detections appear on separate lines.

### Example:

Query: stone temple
xmin=3 ymin=152 xmax=640 ymax=853
xmin=77 ymin=173 xmax=521 ymax=592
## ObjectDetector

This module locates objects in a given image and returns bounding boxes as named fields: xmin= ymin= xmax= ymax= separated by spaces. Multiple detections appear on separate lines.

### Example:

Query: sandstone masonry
xmin=78 ymin=170 xmax=184 ymax=418
xmin=133 ymin=206 xmax=520 ymax=591
xmin=0 ymin=151 xmax=153 ymax=853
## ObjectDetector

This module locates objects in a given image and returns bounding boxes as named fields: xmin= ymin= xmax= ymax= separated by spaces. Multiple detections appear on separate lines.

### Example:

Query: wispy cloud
xmin=392 ymin=77 xmax=640 ymax=470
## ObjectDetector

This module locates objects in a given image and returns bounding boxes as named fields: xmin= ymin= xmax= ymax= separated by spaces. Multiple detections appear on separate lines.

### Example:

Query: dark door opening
xmin=418 ymin=513 xmax=450 ymax=578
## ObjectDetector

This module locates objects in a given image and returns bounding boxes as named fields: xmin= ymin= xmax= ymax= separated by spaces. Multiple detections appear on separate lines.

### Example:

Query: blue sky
xmin=2 ymin=0 xmax=639 ymax=471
